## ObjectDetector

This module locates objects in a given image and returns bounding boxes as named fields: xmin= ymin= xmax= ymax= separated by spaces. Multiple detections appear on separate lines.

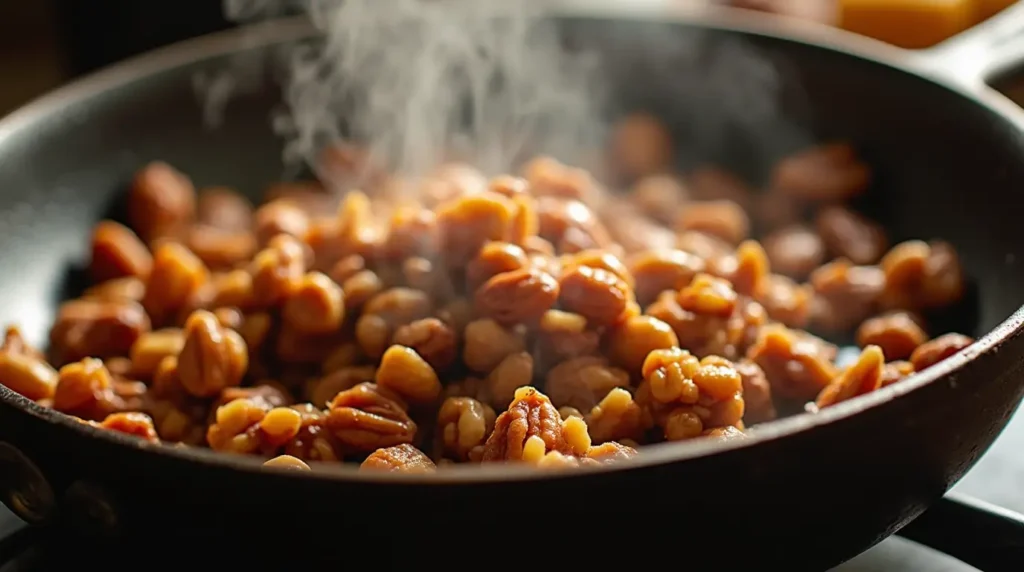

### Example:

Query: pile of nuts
xmin=0 ymin=114 xmax=974 ymax=473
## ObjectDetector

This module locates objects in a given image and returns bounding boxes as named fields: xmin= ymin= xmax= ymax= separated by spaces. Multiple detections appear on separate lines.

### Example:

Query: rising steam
xmin=212 ymin=0 xmax=803 ymax=186
xmin=222 ymin=0 xmax=606 ymax=180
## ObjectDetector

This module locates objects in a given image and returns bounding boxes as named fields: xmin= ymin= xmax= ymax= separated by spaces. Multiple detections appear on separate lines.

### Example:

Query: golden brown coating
xmin=0 ymin=127 xmax=975 ymax=473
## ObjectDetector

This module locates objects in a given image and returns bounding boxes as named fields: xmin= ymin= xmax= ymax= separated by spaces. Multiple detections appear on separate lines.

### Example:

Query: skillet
xmin=1 ymin=1 xmax=1024 ymax=569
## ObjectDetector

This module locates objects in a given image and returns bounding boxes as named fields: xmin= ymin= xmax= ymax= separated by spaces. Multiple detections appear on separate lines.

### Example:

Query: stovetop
xmin=3 ymin=411 xmax=1024 ymax=571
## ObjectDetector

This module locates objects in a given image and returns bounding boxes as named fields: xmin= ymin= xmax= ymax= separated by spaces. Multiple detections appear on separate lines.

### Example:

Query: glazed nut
xmin=545 ymin=356 xmax=630 ymax=412
xmin=730 ymin=240 xmax=770 ymax=297
xmin=558 ymin=265 xmax=631 ymax=326
xmin=677 ymin=273 xmax=737 ymax=317
xmin=755 ymin=274 xmax=814 ymax=329
xmin=383 ymin=207 xmax=439 ymax=261
xmin=562 ymin=415 xmax=591 ymax=456
xmin=735 ymin=359 xmax=776 ymax=425
xmin=481 ymin=387 xmax=570 ymax=462
xmin=508 ymin=194 xmax=540 ymax=246
xmin=361 ymin=444 xmax=437 ymax=473
xmin=129 ymin=328 xmax=185 ymax=379
xmin=341 ymin=270 xmax=384 ymax=312
xmin=880 ymin=240 xmax=965 ymax=310
xmin=254 ymin=200 xmax=310 ymax=247
xmin=0 ymin=351 xmax=58 ymax=401
xmin=185 ymin=225 xmax=258 ymax=270
xmin=207 ymin=397 xmax=267 ymax=452
xmin=664 ymin=409 xmax=704 ymax=441
xmin=83 ymin=277 xmax=146 ymax=303
xmin=177 ymin=310 xmax=248 ymax=398
xmin=606 ymin=315 xmax=679 ymax=375
xmin=90 ymin=220 xmax=153 ymax=283
xmin=263 ymin=455 xmax=311 ymax=471
xmin=586 ymin=387 xmax=647 ymax=444
xmin=142 ymin=242 xmax=209 ymax=325
xmin=524 ymin=156 xmax=600 ymax=202
xmin=816 ymin=206 xmax=887 ymax=266
xmin=747 ymin=324 xmax=838 ymax=401
xmin=771 ymin=142 xmax=870 ymax=202
xmin=376 ymin=345 xmax=442 ymax=404
xmin=283 ymin=272 xmax=345 ymax=334
xmin=128 ymin=161 xmax=196 ymax=242
xmin=642 ymin=348 xmax=742 ymax=403
xmin=628 ymin=249 xmax=706 ymax=307
xmin=630 ymin=175 xmax=689 ymax=226
xmin=49 ymin=299 xmax=151 ymax=364
xmin=326 ymin=382 xmax=417 ymax=452
xmin=196 ymin=186 xmax=253 ymax=231
xmin=762 ymin=225 xmax=826 ymax=280
xmin=391 ymin=318 xmax=457 ymax=372
xmin=466 ymin=241 xmax=529 ymax=293
xmin=474 ymin=268 xmax=560 ymax=325
xmin=438 ymin=397 xmax=496 ymax=460
xmin=676 ymin=200 xmax=750 ymax=245
xmin=856 ymin=312 xmax=927 ymax=361
xmin=99 ymin=411 xmax=160 ymax=442
xmin=816 ymin=345 xmax=884 ymax=409
xmin=462 ymin=319 xmax=526 ymax=374
xmin=882 ymin=361 xmax=915 ymax=387
xmin=258 ymin=407 xmax=304 ymax=447
xmin=436 ymin=192 xmax=515 ymax=266
xmin=249 ymin=235 xmax=307 ymax=307
xmin=355 ymin=314 xmax=390 ymax=359
xmin=486 ymin=352 xmax=534 ymax=409
xmin=910 ymin=333 xmax=973 ymax=372
xmin=562 ymin=249 xmax=634 ymax=290
xmin=52 ymin=358 xmax=112 ymax=413
xmin=586 ymin=440 xmax=639 ymax=463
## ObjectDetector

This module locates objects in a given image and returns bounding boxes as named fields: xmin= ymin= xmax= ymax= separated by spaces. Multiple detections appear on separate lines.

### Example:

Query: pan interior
xmin=0 ymin=16 xmax=1021 ymax=436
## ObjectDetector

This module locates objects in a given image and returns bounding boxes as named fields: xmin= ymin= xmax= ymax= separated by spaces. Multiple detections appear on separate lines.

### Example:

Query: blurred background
xmin=0 ymin=0 xmax=1020 ymax=116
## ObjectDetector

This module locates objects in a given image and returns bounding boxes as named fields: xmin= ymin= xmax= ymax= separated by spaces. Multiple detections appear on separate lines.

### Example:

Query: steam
xmin=209 ymin=0 xmax=805 ymax=185
xmin=222 ymin=0 xmax=605 ymax=179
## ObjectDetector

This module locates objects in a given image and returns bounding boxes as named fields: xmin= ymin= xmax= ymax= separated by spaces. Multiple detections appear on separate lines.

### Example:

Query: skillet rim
xmin=1 ymin=2 xmax=1024 ymax=485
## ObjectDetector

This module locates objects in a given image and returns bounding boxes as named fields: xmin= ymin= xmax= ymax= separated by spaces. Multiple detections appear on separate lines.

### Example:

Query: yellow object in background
xmin=975 ymin=0 xmax=1019 ymax=22
xmin=839 ymin=0 xmax=975 ymax=49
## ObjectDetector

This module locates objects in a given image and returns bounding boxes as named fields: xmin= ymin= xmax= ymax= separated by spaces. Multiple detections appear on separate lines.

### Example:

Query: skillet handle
xmin=915 ymin=2 xmax=1024 ymax=89
xmin=896 ymin=492 xmax=1024 ymax=571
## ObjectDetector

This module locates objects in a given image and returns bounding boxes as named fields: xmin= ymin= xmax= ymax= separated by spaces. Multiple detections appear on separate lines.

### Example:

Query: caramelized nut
xmin=177 ymin=310 xmax=248 ymax=398
xmin=142 ymin=242 xmax=209 ymax=326
xmin=558 ymin=266 xmax=631 ymax=326
xmin=90 ymin=220 xmax=153 ymax=283
xmin=910 ymin=333 xmax=973 ymax=372
xmin=856 ymin=312 xmax=927 ymax=361
xmin=50 ymin=299 xmax=151 ymax=364
xmin=0 ymin=351 xmax=58 ymax=401
xmin=376 ymin=345 xmax=442 ymax=404
xmin=437 ymin=397 xmax=496 ymax=460
xmin=99 ymin=412 xmax=159 ymax=442
xmin=361 ymin=444 xmax=436 ymax=473
xmin=481 ymin=387 xmax=570 ymax=462
xmin=283 ymin=272 xmax=345 ymax=334
xmin=326 ymin=383 xmax=417 ymax=453
xmin=128 ymin=161 xmax=196 ymax=242
xmin=816 ymin=345 xmax=884 ymax=409
xmin=475 ymin=268 xmax=559 ymax=325
xmin=264 ymin=455 xmax=311 ymax=470
xmin=607 ymin=315 xmax=679 ymax=375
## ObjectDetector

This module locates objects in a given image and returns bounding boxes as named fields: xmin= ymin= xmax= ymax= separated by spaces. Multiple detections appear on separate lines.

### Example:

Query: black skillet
xmin=1 ymin=1 xmax=1024 ymax=569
